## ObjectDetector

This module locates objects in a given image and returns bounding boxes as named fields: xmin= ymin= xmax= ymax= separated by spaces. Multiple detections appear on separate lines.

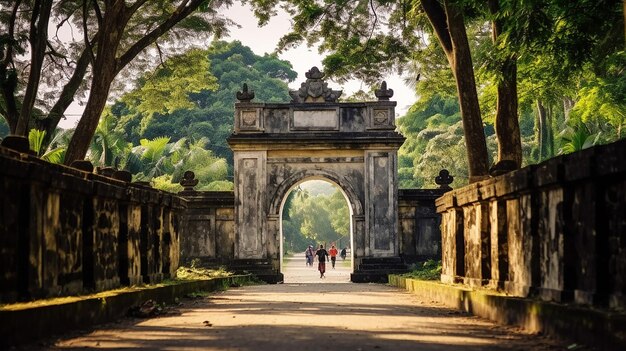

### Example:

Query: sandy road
xmin=40 ymin=253 xmax=571 ymax=350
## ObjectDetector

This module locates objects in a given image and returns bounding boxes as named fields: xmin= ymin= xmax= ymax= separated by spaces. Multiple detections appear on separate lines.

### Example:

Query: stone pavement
xmin=39 ymin=253 xmax=570 ymax=350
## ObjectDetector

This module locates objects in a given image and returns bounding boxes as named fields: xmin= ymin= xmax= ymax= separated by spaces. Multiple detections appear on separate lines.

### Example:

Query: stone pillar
xmin=234 ymin=151 xmax=267 ymax=259
xmin=353 ymin=215 xmax=366 ymax=260
xmin=489 ymin=199 xmax=508 ymax=289
xmin=91 ymin=181 xmax=123 ymax=292
xmin=364 ymin=150 xmax=399 ymax=257
xmin=266 ymin=214 xmax=280 ymax=271
xmin=505 ymin=195 xmax=535 ymax=297
xmin=437 ymin=191 xmax=464 ymax=284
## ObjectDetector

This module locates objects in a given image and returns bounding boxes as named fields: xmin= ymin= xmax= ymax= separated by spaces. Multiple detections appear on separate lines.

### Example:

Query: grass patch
xmin=175 ymin=265 xmax=233 ymax=280
xmin=402 ymin=259 xmax=442 ymax=280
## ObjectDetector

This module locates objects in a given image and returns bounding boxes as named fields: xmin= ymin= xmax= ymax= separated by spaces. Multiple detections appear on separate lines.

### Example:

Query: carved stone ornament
xmin=435 ymin=169 xmax=454 ymax=190
xmin=289 ymin=66 xmax=342 ymax=103
xmin=236 ymin=83 xmax=255 ymax=102
xmin=180 ymin=170 xmax=199 ymax=193
xmin=373 ymin=110 xmax=389 ymax=125
xmin=374 ymin=81 xmax=394 ymax=101
xmin=241 ymin=110 xmax=257 ymax=127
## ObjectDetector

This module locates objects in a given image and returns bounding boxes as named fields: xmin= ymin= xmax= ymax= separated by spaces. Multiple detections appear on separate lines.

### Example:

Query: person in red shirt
xmin=329 ymin=245 xmax=339 ymax=269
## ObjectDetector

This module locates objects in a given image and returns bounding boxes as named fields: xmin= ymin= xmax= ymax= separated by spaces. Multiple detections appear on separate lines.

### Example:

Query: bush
xmin=403 ymin=259 xmax=442 ymax=280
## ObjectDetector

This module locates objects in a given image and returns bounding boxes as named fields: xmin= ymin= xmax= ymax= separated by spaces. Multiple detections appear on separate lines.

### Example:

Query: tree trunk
xmin=494 ymin=59 xmax=521 ymax=167
xmin=63 ymin=0 xmax=208 ymax=164
xmin=536 ymin=100 xmax=549 ymax=161
xmin=489 ymin=0 xmax=522 ymax=169
xmin=563 ymin=97 xmax=575 ymax=123
xmin=421 ymin=0 xmax=489 ymax=182
xmin=64 ymin=2 xmax=128 ymax=165
xmin=41 ymin=47 xmax=92 ymax=148
xmin=15 ymin=0 xmax=53 ymax=136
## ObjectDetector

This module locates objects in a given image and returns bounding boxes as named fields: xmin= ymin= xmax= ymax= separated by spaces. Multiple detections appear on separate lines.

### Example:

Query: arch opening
xmin=278 ymin=177 xmax=354 ymax=283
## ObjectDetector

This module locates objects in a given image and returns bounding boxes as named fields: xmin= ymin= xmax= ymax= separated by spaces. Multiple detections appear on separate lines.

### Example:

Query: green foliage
xmin=403 ymin=259 xmax=442 ymax=281
xmin=558 ymin=124 xmax=601 ymax=155
xmin=151 ymin=175 xmax=184 ymax=193
xmin=128 ymin=136 xmax=232 ymax=192
xmin=123 ymin=49 xmax=218 ymax=133
xmin=175 ymin=265 xmax=233 ymax=281
xmin=111 ymin=40 xmax=296 ymax=176
xmin=282 ymin=184 xmax=349 ymax=252
xmin=0 ymin=118 xmax=8 ymax=138
xmin=28 ymin=128 xmax=68 ymax=164
xmin=88 ymin=111 xmax=132 ymax=168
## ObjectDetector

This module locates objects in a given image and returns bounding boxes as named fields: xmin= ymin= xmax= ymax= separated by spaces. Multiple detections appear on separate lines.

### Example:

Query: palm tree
xmin=28 ymin=128 xmax=72 ymax=164
xmin=558 ymin=123 xmax=601 ymax=155
xmin=89 ymin=114 xmax=131 ymax=168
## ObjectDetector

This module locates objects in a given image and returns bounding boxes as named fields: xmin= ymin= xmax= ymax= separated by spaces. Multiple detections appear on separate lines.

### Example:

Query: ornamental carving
xmin=289 ymin=66 xmax=342 ymax=103
xmin=373 ymin=110 xmax=389 ymax=125
xmin=241 ymin=110 xmax=257 ymax=127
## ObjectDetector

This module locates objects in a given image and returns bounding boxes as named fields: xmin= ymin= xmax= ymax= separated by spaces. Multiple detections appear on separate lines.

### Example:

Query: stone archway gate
xmin=228 ymin=67 xmax=406 ymax=282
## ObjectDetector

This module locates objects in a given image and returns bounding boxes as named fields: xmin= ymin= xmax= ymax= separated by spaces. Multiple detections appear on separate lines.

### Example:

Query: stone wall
xmin=398 ymin=189 xmax=447 ymax=264
xmin=436 ymin=138 xmax=626 ymax=310
xmin=179 ymin=191 xmax=235 ymax=265
xmin=180 ymin=188 xmax=446 ymax=269
xmin=0 ymin=146 xmax=186 ymax=303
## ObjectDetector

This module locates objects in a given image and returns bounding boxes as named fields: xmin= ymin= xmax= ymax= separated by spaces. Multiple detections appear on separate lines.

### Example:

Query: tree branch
xmin=117 ymin=0 xmax=204 ymax=70
xmin=2 ymin=0 xmax=22 ymax=67
xmin=43 ymin=43 xmax=93 ymax=145
xmin=92 ymin=0 xmax=103 ymax=27
xmin=83 ymin=0 xmax=96 ymax=67
xmin=16 ymin=0 xmax=53 ymax=135
xmin=127 ymin=0 xmax=152 ymax=16
xmin=420 ymin=0 xmax=453 ymax=56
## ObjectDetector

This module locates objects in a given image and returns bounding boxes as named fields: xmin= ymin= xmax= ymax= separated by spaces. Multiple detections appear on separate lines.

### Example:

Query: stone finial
xmin=435 ymin=169 xmax=454 ymax=190
xmin=70 ymin=160 xmax=94 ymax=173
xmin=97 ymin=166 xmax=116 ymax=178
xmin=289 ymin=66 xmax=342 ymax=103
xmin=489 ymin=159 xmax=518 ymax=177
xmin=236 ymin=83 xmax=255 ymax=102
xmin=113 ymin=170 xmax=132 ymax=182
xmin=374 ymin=81 xmax=394 ymax=101
xmin=0 ymin=135 xmax=34 ymax=155
xmin=179 ymin=170 xmax=199 ymax=193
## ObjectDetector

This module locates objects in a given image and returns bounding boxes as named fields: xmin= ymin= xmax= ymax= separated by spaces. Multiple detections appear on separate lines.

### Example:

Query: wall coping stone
xmin=455 ymin=182 xmax=481 ymax=206
xmin=0 ymin=276 xmax=253 ymax=348
xmin=562 ymin=148 xmax=596 ymax=182
xmin=596 ymin=139 xmax=626 ymax=176
xmin=435 ymin=192 xmax=456 ymax=212
xmin=479 ymin=178 xmax=499 ymax=200
xmin=535 ymin=157 xmax=564 ymax=187
xmin=235 ymin=101 xmax=398 ymax=109
xmin=389 ymin=275 xmax=626 ymax=351
xmin=398 ymin=188 xmax=448 ymax=202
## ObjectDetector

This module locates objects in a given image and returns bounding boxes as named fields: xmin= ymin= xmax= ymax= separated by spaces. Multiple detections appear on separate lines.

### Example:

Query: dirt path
xmin=40 ymin=253 xmax=571 ymax=350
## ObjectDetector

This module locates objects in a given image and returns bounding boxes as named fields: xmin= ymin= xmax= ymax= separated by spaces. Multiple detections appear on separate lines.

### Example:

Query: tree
xmin=0 ymin=0 xmax=233 ymax=164
xmin=111 ymin=40 xmax=296 ymax=174
xmin=246 ymin=0 xmax=495 ymax=181
xmin=487 ymin=0 xmax=522 ymax=168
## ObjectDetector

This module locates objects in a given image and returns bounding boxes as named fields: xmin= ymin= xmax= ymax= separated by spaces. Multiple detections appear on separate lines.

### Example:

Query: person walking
xmin=340 ymin=247 xmax=347 ymax=260
xmin=305 ymin=245 xmax=314 ymax=266
xmin=315 ymin=244 xmax=329 ymax=278
xmin=329 ymin=245 xmax=338 ymax=269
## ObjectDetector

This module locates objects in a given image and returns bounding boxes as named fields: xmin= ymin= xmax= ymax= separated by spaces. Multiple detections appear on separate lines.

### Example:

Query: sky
xmin=59 ymin=2 xmax=417 ymax=128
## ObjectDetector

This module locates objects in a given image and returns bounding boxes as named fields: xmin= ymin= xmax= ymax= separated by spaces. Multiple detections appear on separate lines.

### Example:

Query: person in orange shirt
xmin=329 ymin=245 xmax=338 ymax=269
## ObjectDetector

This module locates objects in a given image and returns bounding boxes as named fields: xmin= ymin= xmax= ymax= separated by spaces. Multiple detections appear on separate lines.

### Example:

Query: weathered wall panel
xmin=437 ymin=138 xmax=626 ymax=309
xmin=0 ymin=146 xmax=185 ymax=303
